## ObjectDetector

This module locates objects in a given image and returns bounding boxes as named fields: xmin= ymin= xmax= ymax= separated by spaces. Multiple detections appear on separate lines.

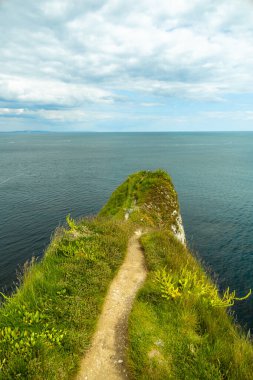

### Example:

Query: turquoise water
xmin=0 ymin=132 xmax=253 ymax=328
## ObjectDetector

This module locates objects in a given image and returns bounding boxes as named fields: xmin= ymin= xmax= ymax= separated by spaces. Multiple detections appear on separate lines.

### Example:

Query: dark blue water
xmin=0 ymin=132 xmax=253 ymax=328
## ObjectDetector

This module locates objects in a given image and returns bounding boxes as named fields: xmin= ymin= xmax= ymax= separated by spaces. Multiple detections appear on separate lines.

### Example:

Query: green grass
xmin=1 ymin=169 xmax=253 ymax=379
xmin=100 ymin=170 xmax=179 ymax=229
xmin=0 ymin=217 xmax=133 ymax=379
xmin=127 ymin=231 xmax=253 ymax=380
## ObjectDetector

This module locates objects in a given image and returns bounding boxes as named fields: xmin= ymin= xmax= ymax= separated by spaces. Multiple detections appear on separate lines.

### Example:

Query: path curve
xmin=76 ymin=230 xmax=147 ymax=380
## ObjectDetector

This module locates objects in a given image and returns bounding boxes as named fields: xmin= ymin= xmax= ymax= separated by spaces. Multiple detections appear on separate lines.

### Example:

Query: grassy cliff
xmin=0 ymin=170 xmax=253 ymax=379
xmin=0 ymin=218 xmax=134 ymax=379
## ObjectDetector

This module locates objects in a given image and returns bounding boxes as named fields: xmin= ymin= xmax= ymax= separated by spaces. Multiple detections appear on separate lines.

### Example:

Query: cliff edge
xmin=0 ymin=170 xmax=252 ymax=380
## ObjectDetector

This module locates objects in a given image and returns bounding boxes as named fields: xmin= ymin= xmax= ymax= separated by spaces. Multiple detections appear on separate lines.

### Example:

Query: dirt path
xmin=76 ymin=230 xmax=147 ymax=380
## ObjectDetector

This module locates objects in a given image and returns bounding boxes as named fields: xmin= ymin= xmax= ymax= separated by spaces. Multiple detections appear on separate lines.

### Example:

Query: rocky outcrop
xmin=171 ymin=210 xmax=186 ymax=245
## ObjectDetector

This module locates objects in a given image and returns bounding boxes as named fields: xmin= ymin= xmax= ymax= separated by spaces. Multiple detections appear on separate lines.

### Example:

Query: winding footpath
xmin=76 ymin=230 xmax=147 ymax=380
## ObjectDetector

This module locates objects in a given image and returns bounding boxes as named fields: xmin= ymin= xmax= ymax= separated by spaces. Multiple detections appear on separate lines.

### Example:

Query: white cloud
xmin=0 ymin=75 xmax=115 ymax=106
xmin=0 ymin=108 xmax=25 ymax=115
xmin=0 ymin=0 xmax=253 ymax=130
xmin=203 ymin=111 xmax=253 ymax=121
xmin=141 ymin=102 xmax=165 ymax=107
xmin=35 ymin=108 xmax=114 ymax=122
xmin=0 ymin=107 xmax=114 ymax=123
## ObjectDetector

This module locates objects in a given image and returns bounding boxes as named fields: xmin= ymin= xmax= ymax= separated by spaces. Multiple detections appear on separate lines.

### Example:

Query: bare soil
xmin=76 ymin=230 xmax=146 ymax=380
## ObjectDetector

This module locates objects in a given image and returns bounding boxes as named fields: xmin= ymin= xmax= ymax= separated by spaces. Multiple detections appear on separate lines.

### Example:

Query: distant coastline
xmin=1 ymin=130 xmax=253 ymax=134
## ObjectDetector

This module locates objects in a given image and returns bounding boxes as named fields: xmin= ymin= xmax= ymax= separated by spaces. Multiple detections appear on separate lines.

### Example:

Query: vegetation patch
xmin=0 ymin=217 xmax=133 ymax=379
xmin=155 ymin=266 xmax=251 ymax=307
xmin=127 ymin=231 xmax=253 ymax=380
xmin=1 ymin=169 xmax=253 ymax=379
xmin=100 ymin=170 xmax=179 ymax=230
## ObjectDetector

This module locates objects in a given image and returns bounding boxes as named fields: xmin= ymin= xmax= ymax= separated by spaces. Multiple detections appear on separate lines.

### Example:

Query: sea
xmin=0 ymin=132 xmax=253 ymax=329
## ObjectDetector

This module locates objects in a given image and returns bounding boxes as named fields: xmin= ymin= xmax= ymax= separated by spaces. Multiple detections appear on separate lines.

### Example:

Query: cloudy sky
xmin=0 ymin=0 xmax=253 ymax=132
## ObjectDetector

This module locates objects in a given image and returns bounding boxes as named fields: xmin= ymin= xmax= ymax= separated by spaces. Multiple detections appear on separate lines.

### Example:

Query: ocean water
xmin=0 ymin=132 xmax=253 ymax=328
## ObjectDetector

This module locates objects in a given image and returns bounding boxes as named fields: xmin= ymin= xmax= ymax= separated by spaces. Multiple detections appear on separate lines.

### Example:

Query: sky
xmin=0 ymin=0 xmax=253 ymax=132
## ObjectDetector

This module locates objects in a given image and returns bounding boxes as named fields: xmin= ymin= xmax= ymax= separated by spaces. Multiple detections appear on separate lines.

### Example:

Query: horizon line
xmin=1 ymin=130 xmax=253 ymax=134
